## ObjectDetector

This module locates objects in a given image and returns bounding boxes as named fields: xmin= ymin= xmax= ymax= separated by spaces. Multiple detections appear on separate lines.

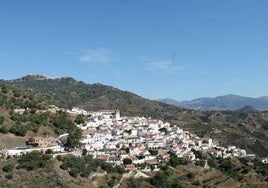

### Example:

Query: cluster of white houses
xmin=2 ymin=107 xmax=264 ymax=168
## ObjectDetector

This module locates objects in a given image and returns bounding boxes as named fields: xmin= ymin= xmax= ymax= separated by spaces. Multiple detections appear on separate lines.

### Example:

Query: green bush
xmin=17 ymin=151 xmax=52 ymax=170
xmin=169 ymin=156 xmax=188 ymax=167
xmin=151 ymin=169 xmax=182 ymax=188
xmin=9 ymin=125 xmax=27 ymax=136
xmin=45 ymin=149 xmax=53 ymax=154
xmin=74 ymin=114 xmax=85 ymax=124
xmin=69 ymin=169 xmax=78 ymax=178
xmin=191 ymin=149 xmax=204 ymax=159
xmin=60 ymin=163 xmax=68 ymax=170
xmin=0 ymin=116 xmax=4 ymax=125
xmin=186 ymin=172 xmax=195 ymax=179
xmin=123 ymin=158 xmax=132 ymax=165
xmin=2 ymin=163 xmax=14 ymax=172
xmin=0 ymin=125 xmax=9 ymax=134
xmin=56 ymin=155 xmax=63 ymax=161
xmin=82 ymin=148 xmax=87 ymax=156
xmin=60 ymin=154 xmax=125 ymax=178
xmin=149 ymin=149 xmax=158 ymax=156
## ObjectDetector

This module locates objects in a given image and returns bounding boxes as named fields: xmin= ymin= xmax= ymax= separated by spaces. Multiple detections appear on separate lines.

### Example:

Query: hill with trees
xmin=0 ymin=76 xmax=268 ymax=187
xmin=0 ymin=83 xmax=82 ymax=150
xmin=1 ymin=75 xmax=268 ymax=157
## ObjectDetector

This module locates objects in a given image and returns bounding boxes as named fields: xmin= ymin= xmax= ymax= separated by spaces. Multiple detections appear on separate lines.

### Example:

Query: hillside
xmin=2 ymin=75 xmax=185 ymax=119
xmin=0 ymin=83 xmax=81 ymax=149
xmin=0 ymin=76 xmax=268 ymax=187
xmin=1 ymin=75 xmax=268 ymax=157
xmin=0 ymin=151 xmax=267 ymax=188
xmin=159 ymin=95 xmax=268 ymax=110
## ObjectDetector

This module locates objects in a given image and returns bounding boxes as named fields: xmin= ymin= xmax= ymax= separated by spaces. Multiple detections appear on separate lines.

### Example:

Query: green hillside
xmin=2 ymin=75 xmax=268 ymax=157
xmin=0 ymin=83 xmax=81 ymax=149
xmin=0 ymin=151 xmax=267 ymax=188
xmin=3 ymin=75 xmax=185 ymax=119
xmin=0 ymin=76 xmax=267 ymax=187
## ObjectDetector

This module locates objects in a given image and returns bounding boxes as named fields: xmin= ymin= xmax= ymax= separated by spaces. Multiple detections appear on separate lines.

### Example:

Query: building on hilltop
xmin=99 ymin=109 xmax=121 ymax=120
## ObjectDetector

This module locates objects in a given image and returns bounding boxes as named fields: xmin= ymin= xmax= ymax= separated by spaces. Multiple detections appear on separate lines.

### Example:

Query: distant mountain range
xmin=159 ymin=95 xmax=268 ymax=110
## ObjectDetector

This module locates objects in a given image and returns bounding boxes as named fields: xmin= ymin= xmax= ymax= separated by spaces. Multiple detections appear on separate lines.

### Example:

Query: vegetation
xmin=2 ymin=163 xmax=14 ymax=172
xmin=60 ymin=155 xmax=125 ymax=178
xmin=150 ymin=167 xmax=182 ymax=188
xmin=74 ymin=114 xmax=85 ymax=124
xmin=148 ymin=149 xmax=158 ymax=156
xmin=122 ymin=158 xmax=132 ymax=165
xmin=0 ymin=151 xmax=267 ymax=187
xmin=0 ymin=84 xmax=83 ymax=151
xmin=168 ymin=156 xmax=188 ymax=167
xmin=17 ymin=151 xmax=52 ymax=170
xmin=2 ymin=76 xmax=268 ymax=157
xmin=0 ymin=116 xmax=4 ymax=125
xmin=191 ymin=149 xmax=204 ymax=159
xmin=0 ymin=76 xmax=267 ymax=186
xmin=65 ymin=126 xmax=82 ymax=150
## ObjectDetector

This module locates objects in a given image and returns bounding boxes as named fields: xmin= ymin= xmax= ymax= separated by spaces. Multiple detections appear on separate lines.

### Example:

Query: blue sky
xmin=1 ymin=0 xmax=268 ymax=101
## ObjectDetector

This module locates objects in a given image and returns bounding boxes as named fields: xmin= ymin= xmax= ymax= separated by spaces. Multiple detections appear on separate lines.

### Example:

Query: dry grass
xmin=0 ymin=133 xmax=28 ymax=149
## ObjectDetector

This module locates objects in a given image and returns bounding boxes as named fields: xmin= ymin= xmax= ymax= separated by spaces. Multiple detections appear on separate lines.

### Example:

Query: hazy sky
xmin=1 ymin=0 xmax=268 ymax=101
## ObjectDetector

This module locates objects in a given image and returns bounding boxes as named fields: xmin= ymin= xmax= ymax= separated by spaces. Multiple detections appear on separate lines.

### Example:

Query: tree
xmin=0 ymin=116 xmax=4 ymax=125
xmin=207 ymin=158 xmax=216 ymax=168
xmin=18 ymin=151 xmax=52 ymax=170
xmin=191 ymin=149 xmax=203 ymax=159
xmin=1 ymin=85 xmax=9 ymax=93
xmin=82 ymin=148 xmax=87 ymax=156
xmin=123 ymin=158 xmax=132 ymax=165
xmin=9 ymin=124 xmax=27 ymax=136
xmin=159 ymin=127 xmax=167 ymax=134
xmin=151 ymin=172 xmax=168 ymax=188
xmin=149 ymin=149 xmax=158 ymax=156
xmin=186 ymin=172 xmax=195 ymax=179
xmin=0 ymin=125 xmax=8 ymax=134
xmin=65 ymin=126 xmax=82 ymax=150
xmin=169 ymin=156 xmax=188 ymax=167
xmin=45 ymin=149 xmax=53 ymax=154
xmin=2 ymin=163 xmax=14 ymax=172
xmin=74 ymin=114 xmax=85 ymax=124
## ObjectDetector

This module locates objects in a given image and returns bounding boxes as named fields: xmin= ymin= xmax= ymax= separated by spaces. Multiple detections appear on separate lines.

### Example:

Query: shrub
xmin=17 ymin=151 xmax=52 ymax=170
xmin=2 ymin=163 xmax=14 ymax=172
xmin=0 ymin=125 xmax=9 ymax=134
xmin=60 ymin=154 xmax=125 ymax=178
xmin=82 ymin=148 xmax=87 ymax=156
xmin=151 ymin=170 xmax=182 ymax=188
xmin=123 ymin=158 xmax=132 ymax=165
xmin=74 ymin=114 xmax=85 ymax=124
xmin=69 ymin=169 xmax=79 ymax=178
xmin=9 ymin=124 xmax=27 ymax=136
xmin=60 ymin=163 xmax=68 ymax=170
xmin=186 ymin=172 xmax=195 ymax=179
xmin=149 ymin=149 xmax=158 ymax=156
xmin=45 ymin=149 xmax=53 ymax=154
xmin=5 ymin=173 xmax=13 ymax=180
xmin=0 ymin=116 xmax=4 ymax=125
xmin=56 ymin=155 xmax=63 ymax=161
xmin=169 ymin=156 xmax=188 ymax=167
xmin=192 ymin=180 xmax=201 ymax=186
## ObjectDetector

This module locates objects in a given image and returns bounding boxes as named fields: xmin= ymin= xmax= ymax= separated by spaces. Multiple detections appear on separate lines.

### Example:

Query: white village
xmin=2 ymin=105 xmax=261 ymax=171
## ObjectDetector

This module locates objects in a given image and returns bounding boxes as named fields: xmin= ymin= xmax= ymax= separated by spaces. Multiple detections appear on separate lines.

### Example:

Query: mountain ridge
xmin=159 ymin=94 xmax=268 ymax=110
xmin=1 ymin=74 xmax=185 ymax=119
